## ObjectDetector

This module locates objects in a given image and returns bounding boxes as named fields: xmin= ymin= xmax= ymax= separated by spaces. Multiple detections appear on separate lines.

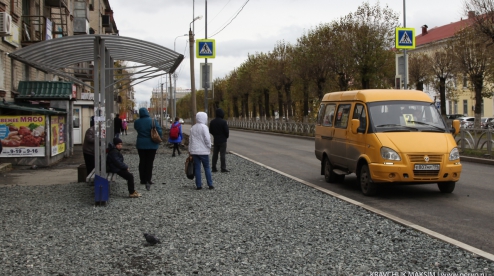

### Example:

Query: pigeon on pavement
xmin=143 ymin=233 xmax=161 ymax=245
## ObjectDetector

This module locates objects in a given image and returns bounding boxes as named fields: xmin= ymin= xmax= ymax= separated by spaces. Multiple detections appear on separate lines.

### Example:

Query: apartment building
xmin=0 ymin=0 xmax=120 ymax=164
xmin=412 ymin=11 xmax=493 ymax=117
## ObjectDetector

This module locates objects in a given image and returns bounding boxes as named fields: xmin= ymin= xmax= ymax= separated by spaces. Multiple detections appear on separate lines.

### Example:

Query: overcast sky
xmin=111 ymin=0 xmax=466 ymax=105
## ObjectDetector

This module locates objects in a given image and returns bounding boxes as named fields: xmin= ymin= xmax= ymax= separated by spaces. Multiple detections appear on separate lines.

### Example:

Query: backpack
xmin=169 ymin=123 xmax=179 ymax=139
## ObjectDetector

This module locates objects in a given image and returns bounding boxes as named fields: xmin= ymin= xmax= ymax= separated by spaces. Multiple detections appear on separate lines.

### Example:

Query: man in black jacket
xmin=114 ymin=114 xmax=123 ymax=138
xmin=107 ymin=138 xmax=142 ymax=197
xmin=209 ymin=108 xmax=230 ymax=172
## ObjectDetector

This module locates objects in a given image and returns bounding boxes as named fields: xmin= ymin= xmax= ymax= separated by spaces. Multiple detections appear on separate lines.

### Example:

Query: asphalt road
xmin=183 ymin=125 xmax=494 ymax=255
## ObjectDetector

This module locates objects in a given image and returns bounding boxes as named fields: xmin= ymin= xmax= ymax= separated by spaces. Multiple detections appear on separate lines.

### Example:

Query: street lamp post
xmin=189 ymin=15 xmax=202 ymax=124
xmin=173 ymin=34 xmax=187 ymax=120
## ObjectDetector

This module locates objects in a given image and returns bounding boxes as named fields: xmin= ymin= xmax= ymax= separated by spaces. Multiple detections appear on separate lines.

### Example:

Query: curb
xmin=0 ymin=163 xmax=12 ymax=173
xmin=460 ymin=155 xmax=494 ymax=165
xmin=231 ymin=151 xmax=494 ymax=262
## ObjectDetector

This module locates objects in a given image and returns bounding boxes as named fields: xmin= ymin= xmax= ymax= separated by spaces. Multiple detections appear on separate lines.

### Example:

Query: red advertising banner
xmin=0 ymin=116 xmax=47 ymax=157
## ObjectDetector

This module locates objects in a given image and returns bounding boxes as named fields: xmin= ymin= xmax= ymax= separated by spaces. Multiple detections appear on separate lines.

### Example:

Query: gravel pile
xmin=1 ymin=132 xmax=493 ymax=275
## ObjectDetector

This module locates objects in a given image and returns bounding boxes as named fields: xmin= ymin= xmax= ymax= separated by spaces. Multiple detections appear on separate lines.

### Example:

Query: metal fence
xmin=227 ymin=120 xmax=315 ymax=137
xmin=227 ymin=119 xmax=494 ymax=156
xmin=455 ymin=128 xmax=494 ymax=156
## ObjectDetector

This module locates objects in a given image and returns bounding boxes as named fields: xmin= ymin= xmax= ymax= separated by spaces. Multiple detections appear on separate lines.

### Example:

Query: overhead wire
xmin=209 ymin=0 xmax=250 ymax=38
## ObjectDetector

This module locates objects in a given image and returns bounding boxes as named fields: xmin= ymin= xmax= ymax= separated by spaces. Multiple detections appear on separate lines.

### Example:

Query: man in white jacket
xmin=189 ymin=112 xmax=214 ymax=190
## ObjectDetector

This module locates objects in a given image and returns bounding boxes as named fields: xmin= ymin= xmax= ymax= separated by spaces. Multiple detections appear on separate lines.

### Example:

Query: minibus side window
xmin=335 ymin=104 xmax=351 ymax=129
xmin=322 ymin=104 xmax=336 ymax=126
xmin=353 ymin=104 xmax=367 ymax=132
xmin=317 ymin=104 xmax=325 ymax=125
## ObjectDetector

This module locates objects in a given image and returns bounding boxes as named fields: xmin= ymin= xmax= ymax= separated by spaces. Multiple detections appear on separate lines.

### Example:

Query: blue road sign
xmin=395 ymin=28 xmax=415 ymax=49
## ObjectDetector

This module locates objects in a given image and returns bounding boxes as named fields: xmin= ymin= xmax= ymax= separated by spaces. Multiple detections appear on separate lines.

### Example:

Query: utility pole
xmin=160 ymin=83 xmax=164 ymax=126
xmin=403 ymin=0 xmax=408 ymax=89
xmin=189 ymin=15 xmax=202 ymax=124
xmin=204 ymin=0 xmax=208 ymax=116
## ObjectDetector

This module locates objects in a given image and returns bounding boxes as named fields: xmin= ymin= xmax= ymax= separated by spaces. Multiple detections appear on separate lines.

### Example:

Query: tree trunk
xmin=439 ymin=77 xmax=447 ymax=119
xmin=233 ymin=97 xmax=239 ymax=118
xmin=473 ymin=74 xmax=484 ymax=129
xmin=277 ymin=88 xmax=284 ymax=119
xmin=338 ymin=73 xmax=349 ymax=91
xmin=284 ymin=83 xmax=293 ymax=117
xmin=303 ymin=81 xmax=309 ymax=116
xmin=264 ymin=89 xmax=269 ymax=118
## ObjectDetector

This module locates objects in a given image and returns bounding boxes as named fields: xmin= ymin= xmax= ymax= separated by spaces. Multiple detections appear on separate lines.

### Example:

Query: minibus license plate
xmin=414 ymin=164 xmax=440 ymax=170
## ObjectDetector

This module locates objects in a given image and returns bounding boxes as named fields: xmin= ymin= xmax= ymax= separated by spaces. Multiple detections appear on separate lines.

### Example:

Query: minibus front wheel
xmin=359 ymin=164 xmax=377 ymax=196
xmin=437 ymin=181 xmax=455 ymax=193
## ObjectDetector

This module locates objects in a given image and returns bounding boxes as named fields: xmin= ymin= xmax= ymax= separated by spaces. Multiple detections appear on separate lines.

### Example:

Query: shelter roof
xmin=0 ymin=101 xmax=67 ymax=115
xmin=8 ymin=35 xmax=184 ymax=88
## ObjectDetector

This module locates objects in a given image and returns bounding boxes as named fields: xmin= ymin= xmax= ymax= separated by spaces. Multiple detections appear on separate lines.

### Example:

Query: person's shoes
xmin=178 ymin=152 xmax=181 ymax=156
xmin=146 ymin=183 xmax=151 ymax=191
xmin=196 ymin=187 xmax=202 ymax=190
xmin=172 ymin=154 xmax=176 ymax=157
xmin=221 ymin=169 xmax=230 ymax=173
xmin=209 ymin=186 xmax=214 ymax=190
xmin=212 ymin=168 xmax=218 ymax=173
xmin=129 ymin=191 xmax=141 ymax=198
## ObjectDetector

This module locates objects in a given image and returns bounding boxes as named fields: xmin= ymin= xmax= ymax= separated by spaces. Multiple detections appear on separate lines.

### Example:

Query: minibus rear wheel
xmin=437 ymin=181 xmax=455 ymax=193
xmin=324 ymin=157 xmax=336 ymax=183
xmin=359 ymin=164 xmax=377 ymax=196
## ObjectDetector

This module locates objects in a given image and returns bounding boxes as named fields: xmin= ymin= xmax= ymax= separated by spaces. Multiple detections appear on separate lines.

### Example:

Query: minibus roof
xmin=321 ymin=89 xmax=433 ymax=103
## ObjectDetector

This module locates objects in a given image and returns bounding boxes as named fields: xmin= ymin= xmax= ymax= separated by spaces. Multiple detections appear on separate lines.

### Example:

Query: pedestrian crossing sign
xmin=395 ymin=28 xmax=415 ymax=49
xmin=196 ymin=39 xmax=216 ymax=58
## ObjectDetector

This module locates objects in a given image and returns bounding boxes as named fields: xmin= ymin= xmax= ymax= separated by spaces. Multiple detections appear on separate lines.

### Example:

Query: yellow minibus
xmin=315 ymin=89 xmax=462 ymax=196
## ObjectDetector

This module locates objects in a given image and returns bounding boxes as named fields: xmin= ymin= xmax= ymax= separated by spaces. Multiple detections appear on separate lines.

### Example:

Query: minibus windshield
xmin=368 ymin=101 xmax=447 ymax=132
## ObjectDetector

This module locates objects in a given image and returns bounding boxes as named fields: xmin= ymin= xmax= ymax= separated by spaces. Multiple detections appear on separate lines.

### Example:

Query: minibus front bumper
xmin=368 ymin=161 xmax=462 ymax=183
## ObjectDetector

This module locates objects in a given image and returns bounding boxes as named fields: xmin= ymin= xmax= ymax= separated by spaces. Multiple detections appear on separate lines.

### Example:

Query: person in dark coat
xmin=82 ymin=116 xmax=95 ymax=177
xmin=134 ymin=107 xmax=162 ymax=190
xmin=168 ymin=117 xmax=183 ymax=157
xmin=114 ymin=114 xmax=123 ymax=138
xmin=209 ymin=108 xmax=230 ymax=172
xmin=107 ymin=137 xmax=141 ymax=198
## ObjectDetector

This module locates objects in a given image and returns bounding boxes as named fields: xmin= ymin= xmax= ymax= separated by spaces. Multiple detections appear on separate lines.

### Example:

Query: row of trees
xmin=176 ymin=1 xmax=494 ymax=126
xmin=177 ymin=2 xmax=399 ymax=122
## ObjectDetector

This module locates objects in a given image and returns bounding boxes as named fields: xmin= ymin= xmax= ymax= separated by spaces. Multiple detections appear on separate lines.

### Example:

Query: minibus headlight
xmin=449 ymin=147 xmax=460 ymax=161
xmin=381 ymin=147 xmax=401 ymax=161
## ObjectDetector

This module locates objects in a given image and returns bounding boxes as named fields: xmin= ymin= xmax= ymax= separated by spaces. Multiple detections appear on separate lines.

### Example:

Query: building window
xmin=463 ymin=74 xmax=468 ymax=88
xmin=463 ymin=100 xmax=468 ymax=115
xmin=0 ymin=51 xmax=4 ymax=89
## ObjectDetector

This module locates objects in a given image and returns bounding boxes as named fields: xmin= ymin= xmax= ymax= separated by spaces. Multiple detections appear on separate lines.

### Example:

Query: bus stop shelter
xmin=8 ymin=34 xmax=184 ymax=177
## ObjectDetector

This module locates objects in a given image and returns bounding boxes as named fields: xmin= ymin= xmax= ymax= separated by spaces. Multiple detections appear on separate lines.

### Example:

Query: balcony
xmin=21 ymin=16 xmax=53 ymax=46
xmin=45 ymin=0 xmax=68 ymax=8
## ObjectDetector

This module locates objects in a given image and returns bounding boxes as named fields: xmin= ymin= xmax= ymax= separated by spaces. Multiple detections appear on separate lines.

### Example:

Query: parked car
xmin=446 ymin=114 xmax=464 ymax=120
xmin=179 ymin=118 xmax=184 ymax=124
xmin=481 ymin=117 xmax=494 ymax=129
xmin=458 ymin=117 xmax=475 ymax=128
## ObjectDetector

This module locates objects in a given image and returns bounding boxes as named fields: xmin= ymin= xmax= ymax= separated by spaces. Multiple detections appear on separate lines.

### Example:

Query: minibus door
xmin=331 ymin=103 xmax=352 ymax=168
xmin=347 ymin=103 xmax=368 ymax=173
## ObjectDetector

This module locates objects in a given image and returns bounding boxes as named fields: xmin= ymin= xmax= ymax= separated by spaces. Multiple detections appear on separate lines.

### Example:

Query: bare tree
xmin=464 ymin=0 xmax=494 ymax=43
xmin=408 ymin=52 xmax=432 ymax=91
xmin=451 ymin=26 xmax=494 ymax=127
xmin=429 ymin=43 xmax=458 ymax=119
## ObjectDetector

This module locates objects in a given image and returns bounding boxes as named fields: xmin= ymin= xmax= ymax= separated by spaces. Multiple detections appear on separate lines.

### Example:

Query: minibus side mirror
xmin=452 ymin=120 xmax=460 ymax=135
xmin=351 ymin=119 xmax=360 ymax=134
